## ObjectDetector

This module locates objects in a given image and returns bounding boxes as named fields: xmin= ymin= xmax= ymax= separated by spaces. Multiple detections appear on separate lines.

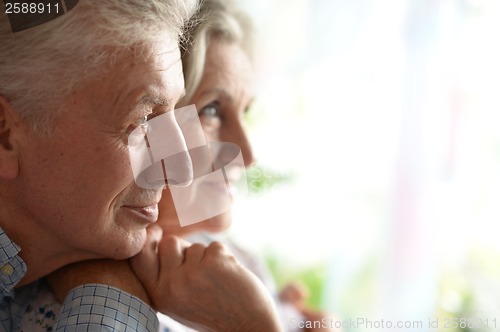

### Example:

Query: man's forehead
xmin=125 ymin=39 xmax=183 ymax=86
xmin=116 ymin=34 xmax=181 ymax=70
xmin=148 ymin=34 xmax=181 ymax=60
xmin=100 ymin=44 xmax=184 ymax=118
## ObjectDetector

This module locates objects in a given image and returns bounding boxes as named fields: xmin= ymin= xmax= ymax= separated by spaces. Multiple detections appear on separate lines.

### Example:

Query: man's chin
xmin=105 ymin=230 xmax=149 ymax=260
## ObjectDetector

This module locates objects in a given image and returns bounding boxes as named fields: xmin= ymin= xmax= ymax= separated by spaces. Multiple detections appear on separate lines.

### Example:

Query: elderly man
xmin=0 ymin=1 xmax=281 ymax=331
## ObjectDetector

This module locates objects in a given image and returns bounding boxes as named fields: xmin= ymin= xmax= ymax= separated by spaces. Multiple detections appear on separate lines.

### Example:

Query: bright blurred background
xmin=226 ymin=0 xmax=500 ymax=331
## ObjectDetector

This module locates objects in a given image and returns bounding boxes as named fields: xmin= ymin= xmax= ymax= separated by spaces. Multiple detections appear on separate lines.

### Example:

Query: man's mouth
xmin=122 ymin=204 xmax=159 ymax=223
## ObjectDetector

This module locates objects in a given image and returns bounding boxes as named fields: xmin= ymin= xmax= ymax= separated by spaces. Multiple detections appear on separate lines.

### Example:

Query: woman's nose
xmin=223 ymin=120 xmax=255 ymax=168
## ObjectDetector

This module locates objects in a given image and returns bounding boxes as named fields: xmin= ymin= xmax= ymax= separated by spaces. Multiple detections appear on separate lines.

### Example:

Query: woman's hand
xmin=280 ymin=282 xmax=342 ymax=332
xmin=130 ymin=225 xmax=283 ymax=332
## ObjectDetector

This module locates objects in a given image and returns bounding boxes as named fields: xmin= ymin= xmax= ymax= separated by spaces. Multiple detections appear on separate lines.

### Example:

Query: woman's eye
xmin=199 ymin=103 xmax=220 ymax=119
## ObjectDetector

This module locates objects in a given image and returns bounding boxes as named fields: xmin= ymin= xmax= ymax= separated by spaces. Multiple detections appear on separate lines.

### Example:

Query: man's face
xmin=18 ymin=35 xmax=185 ymax=259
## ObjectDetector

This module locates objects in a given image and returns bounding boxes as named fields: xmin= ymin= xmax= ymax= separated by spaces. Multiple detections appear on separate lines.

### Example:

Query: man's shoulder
xmin=0 ymin=227 xmax=27 ymax=297
xmin=55 ymin=284 xmax=159 ymax=332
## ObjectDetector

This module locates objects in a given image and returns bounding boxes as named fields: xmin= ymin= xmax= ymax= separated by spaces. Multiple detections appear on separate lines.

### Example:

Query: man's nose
xmin=129 ymin=111 xmax=193 ymax=189
xmin=158 ymin=120 xmax=193 ymax=187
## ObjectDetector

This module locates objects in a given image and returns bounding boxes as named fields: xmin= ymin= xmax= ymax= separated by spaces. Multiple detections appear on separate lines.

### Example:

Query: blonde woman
xmin=157 ymin=0 xmax=339 ymax=331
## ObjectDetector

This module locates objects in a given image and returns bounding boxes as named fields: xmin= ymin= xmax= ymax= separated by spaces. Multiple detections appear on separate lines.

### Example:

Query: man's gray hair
xmin=0 ymin=0 xmax=198 ymax=134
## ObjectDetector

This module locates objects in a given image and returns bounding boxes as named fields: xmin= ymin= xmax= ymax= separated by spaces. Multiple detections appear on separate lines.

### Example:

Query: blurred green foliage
xmin=436 ymin=247 xmax=500 ymax=332
xmin=264 ymin=247 xmax=500 ymax=332
xmin=265 ymin=254 xmax=327 ymax=310
xmin=245 ymin=165 xmax=296 ymax=194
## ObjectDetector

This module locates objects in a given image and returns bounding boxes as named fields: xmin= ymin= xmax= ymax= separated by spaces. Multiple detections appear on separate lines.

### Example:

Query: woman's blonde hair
xmin=180 ymin=0 xmax=254 ymax=102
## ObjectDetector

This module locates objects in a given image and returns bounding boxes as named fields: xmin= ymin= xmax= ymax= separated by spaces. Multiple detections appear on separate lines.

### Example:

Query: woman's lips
xmin=123 ymin=204 xmax=159 ymax=223
xmin=201 ymin=179 xmax=236 ymax=199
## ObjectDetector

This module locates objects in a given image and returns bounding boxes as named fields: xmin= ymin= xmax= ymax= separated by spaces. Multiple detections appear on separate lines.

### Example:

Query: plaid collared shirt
xmin=0 ymin=228 xmax=159 ymax=332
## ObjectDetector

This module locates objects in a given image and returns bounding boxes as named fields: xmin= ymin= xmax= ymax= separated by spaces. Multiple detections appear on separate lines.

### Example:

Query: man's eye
xmin=138 ymin=114 xmax=149 ymax=125
xmin=136 ymin=113 xmax=155 ymax=129
xmin=199 ymin=103 xmax=220 ymax=119
xmin=127 ymin=114 xmax=151 ymax=134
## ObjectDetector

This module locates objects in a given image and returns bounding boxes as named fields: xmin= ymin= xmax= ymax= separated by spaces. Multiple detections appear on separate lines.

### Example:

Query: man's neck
xmin=0 ymin=216 xmax=98 ymax=288
xmin=17 ymin=239 xmax=97 ymax=288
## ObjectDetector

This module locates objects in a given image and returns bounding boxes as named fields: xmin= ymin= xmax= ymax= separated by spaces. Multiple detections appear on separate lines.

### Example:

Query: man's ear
xmin=0 ymin=95 xmax=21 ymax=179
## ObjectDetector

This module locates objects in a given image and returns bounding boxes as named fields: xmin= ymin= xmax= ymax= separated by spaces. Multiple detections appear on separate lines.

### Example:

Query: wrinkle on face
xmin=0 ymin=129 xmax=12 ymax=150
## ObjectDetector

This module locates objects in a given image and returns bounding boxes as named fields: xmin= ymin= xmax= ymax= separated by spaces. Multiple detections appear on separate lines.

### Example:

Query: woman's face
xmin=158 ymin=41 xmax=255 ymax=235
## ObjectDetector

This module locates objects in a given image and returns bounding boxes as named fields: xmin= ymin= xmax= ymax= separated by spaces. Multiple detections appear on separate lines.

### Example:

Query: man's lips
xmin=123 ymin=204 xmax=159 ymax=223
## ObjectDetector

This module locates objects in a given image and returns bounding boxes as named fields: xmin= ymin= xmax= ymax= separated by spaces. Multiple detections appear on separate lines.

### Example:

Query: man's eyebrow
xmin=135 ymin=89 xmax=186 ymax=109
xmin=135 ymin=96 xmax=172 ymax=108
